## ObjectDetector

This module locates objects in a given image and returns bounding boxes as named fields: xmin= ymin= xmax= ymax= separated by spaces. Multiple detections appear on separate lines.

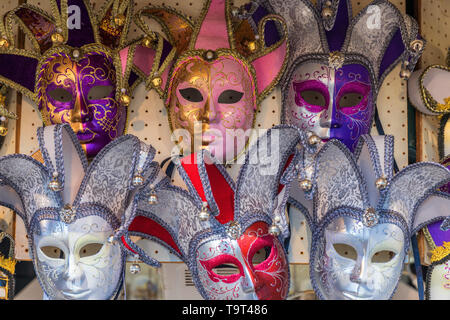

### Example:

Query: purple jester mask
xmin=286 ymin=62 xmax=373 ymax=151
xmin=38 ymin=52 xmax=126 ymax=159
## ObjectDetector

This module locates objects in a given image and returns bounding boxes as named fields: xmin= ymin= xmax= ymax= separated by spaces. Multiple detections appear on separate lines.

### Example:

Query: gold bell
xmin=322 ymin=6 xmax=333 ymax=18
xmin=299 ymin=178 xmax=313 ymax=192
xmin=121 ymin=94 xmax=131 ymax=106
xmin=0 ymin=123 xmax=7 ymax=136
xmin=114 ymin=14 xmax=126 ymax=27
xmin=410 ymin=39 xmax=424 ymax=53
xmin=375 ymin=177 xmax=388 ymax=190
xmin=0 ymin=38 xmax=9 ymax=49
xmin=400 ymin=68 xmax=411 ymax=80
xmin=51 ymin=32 xmax=64 ymax=45
xmin=308 ymin=134 xmax=321 ymax=146
xmin=151 ymin=77 xmax=162 ymax=88
xmin=141 ymin=36 xmax=154 ymax=48
xmin=48 ymin=172 xmax=62 ymax=192
xmin=247 ymin=41 xmax=258 ymax=53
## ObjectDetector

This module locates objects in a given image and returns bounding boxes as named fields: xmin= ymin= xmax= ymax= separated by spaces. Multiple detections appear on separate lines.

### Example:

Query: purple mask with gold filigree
xmin=269 ymin=0 xmax=425 ymax=151
xmin=38 ymin=52 xmax=125 ymax=158
xmin=0 ymin=0 xmax=146 ymax=159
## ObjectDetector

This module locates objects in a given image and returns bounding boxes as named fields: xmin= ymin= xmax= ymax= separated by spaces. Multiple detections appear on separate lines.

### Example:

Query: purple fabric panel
xmin=325 ymin=0 xmax=350 ymax=52
xmin=252 ymin=5 xmax=280 ymax=46
xmin=56 ymin=0 xmax=61 ymax=11
xmin=128 ymin=71 xmax=139 ymax=87
xmin=378 ymin=28 xmax=404 ymax=81
xmin=159 ymin=38 xmax=173 ymax=68
xmin=427 ymin=220 xmax=449 ymax=248
xmin=66 ymin=0 xmax=96 ymax=47
xmin=0 ymin=54 xmax=38 ymax=92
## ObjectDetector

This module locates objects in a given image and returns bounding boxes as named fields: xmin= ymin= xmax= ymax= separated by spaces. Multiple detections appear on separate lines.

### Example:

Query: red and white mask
xmin=195 ymin=222 xmax=289 ymax=300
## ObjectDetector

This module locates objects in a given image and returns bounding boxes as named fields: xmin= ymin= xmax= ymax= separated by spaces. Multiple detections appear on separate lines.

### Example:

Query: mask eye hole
xmin=371 ymin=250 xmax=396 ymax=263
xmin=212 ymin=263 xmax=240 ymax=276
xmin=87 ymin=85 xmax=114 ymax=100
xmin=79 ymin=243 xmax=103 ymax=258
xmin=339 ymin=93 xmax=363 ymax=108
xmin=179 ymin=87 xmax=204 ymax=102
xmin=218 ymin=90 xmax=244 ymax=104
xmin=48 ymin=88 xmax=73 ymax=103
xmin=252 ymin=245 xmax=272 ymax=266
xmin=40 ymin=246 xmax=65 ymax=259
xmin=300 ymin=90 xmax=326 ymax=107
xmin=332 ymin=243 xmax=357 ymax=260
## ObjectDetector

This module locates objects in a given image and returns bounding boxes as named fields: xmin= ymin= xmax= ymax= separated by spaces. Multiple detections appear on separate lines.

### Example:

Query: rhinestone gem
xmin=60 ymin=204 xmax=76 ymax=224
xmin=108 ymin=235 xmax=116 ymax=244
xmin=226 ymin=221 xmax=241 ymax=239
xmin=363 ymin=207 xmax=379 ymax=228
xmin=72 ymin=49 xmax=80 ymax=58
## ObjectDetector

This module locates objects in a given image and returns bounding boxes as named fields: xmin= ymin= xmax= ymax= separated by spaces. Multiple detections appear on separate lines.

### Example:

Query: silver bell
xmin=132 ymin=171 xmax=144 ymax=186
xmin=269 ymin=224 xmax=281 ymax=236
xmin=198 ymin=202 xmax=209 ymax=221
xmin=130 ymin=263 xmax=141 ymax=274
xmin=375 ymin=177 xmax=388 ymax=190
xmin=48 ymin=172 xmax=62 ymax=191
xmin=148 ymin=184 xmax=158 ymax=204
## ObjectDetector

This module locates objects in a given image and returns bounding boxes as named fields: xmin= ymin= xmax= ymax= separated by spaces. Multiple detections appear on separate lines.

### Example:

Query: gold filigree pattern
xmin=430 ymin=242 xmax=450 ymax=264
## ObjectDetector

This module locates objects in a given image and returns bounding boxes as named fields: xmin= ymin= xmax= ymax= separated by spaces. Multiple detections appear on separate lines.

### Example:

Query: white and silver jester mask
xmin=0 ymin=124 xmax=159 ymax=300
xmin=287 ymin=135 xmax=450 ymax=300
xmin=121 ymin=125 xmax=304 ymax=300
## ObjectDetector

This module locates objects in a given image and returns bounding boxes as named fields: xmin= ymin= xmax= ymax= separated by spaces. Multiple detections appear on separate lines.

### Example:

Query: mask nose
xmin=350 ymin=256 xmax=368 ymax=285
xmin=70 ymin=94 xmax=91 ymax=124
xmin=201 ymin=97 xmax=218 ymax=124
xmin=63 ymin=254 xmax=86 ymax=288
xmin=320 ymin=101 xmax=341 ymax=129
xmin=241 ymin=267 xmax=263 ymax=294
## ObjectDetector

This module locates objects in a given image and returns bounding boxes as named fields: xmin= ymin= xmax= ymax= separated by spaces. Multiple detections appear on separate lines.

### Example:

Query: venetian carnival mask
xmin=0 ymin=0 xmax=150 ymax=159
xmin=269 ymin=0 xmax=424 ymax=151
xmin=0 ymin=124 xmax=160 ymax=299
xmin=38 ymin=53 xmax=124 ymax=158
xmin=121 ymin=126 xmax=303 ymax=300
xmin=132 ymin=0 xmax=288 ymax=162
xmin=287 ymin=62 xmax=373 ymax=148
xmin=286 ymin=135 xmax=450 ymax=299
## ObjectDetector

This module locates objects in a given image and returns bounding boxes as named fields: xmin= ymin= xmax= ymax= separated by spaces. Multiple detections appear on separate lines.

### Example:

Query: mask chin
xmin=312 ymin=216 xmax=405 ymax=300
xmin=32 ymin=216 xmax=123 ymax=300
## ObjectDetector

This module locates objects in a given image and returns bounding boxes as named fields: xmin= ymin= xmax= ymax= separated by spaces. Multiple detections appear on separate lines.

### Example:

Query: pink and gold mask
xmin=196 ymin=221 xmax=289 ymax=300
xmin=38 ymin=52 xmax=125 ymax=159
xmin=168 ymin=55 xmax=256 ymax=162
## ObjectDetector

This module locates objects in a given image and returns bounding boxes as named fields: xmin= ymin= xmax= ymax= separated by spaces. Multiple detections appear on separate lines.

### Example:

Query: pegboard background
xmin=0 ymin=0 xmax=409 ymax=267
xmin=416 ymin=0 xmax=450 ymax=163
